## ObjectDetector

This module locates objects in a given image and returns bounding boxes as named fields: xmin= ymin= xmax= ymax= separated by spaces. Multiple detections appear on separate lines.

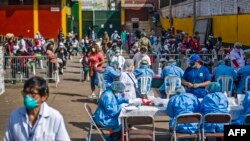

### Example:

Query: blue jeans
xmin=90 ymin=71 xmax=99 ymax=91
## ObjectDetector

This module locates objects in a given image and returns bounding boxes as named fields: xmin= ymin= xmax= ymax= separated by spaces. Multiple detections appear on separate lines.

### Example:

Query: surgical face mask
xmin=116 ymin=53 xmax=121 ymax=56
xmin=23 ymin=95 xmax=38 ymax=110
xmin=189 ymin=62 xmax=195 ymax=68
xmin=92 ymin=48 xmax=96 ymax=52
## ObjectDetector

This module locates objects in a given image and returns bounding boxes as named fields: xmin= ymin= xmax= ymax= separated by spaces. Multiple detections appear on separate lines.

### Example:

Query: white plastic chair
xmin=138 ymin=76 xmax=152 ymax=96
xmin=246 ymin=75 xmax=250 ymax=92
xmin=97 ymin=71 xmax=105 ymax=99
xmin=216 ymin=75 xmax=234 ymax=97
xmin=164 ymin=76 xmax=181 ymax=99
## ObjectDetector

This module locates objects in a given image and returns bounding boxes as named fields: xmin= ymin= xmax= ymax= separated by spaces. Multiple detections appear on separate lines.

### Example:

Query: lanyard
xmin=192 ymin=67 xmax=201 ymax=84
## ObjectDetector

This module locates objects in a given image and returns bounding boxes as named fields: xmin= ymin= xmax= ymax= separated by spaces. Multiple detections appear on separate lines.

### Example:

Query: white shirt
xmin=72 ymin=40 xmax=79 ymax=48
xmin=229 ymin=48 xmax=245 ymax=70
xmin=133 ymin=52 xmax=151 ymax=69
xmin=111 ymin=55 xmax=125 ymax=70
xmin=4 ymin=102 xmax=70 ymax=141
xmin=119 ymin=71 xmax=138 ymax=99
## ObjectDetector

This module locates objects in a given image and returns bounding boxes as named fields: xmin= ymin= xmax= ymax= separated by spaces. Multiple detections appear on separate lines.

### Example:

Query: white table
xmin=119 ymin=105 xmax=244 ymax=141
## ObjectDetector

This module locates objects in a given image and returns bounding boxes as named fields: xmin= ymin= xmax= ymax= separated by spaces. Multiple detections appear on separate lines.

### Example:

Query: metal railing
xmin=3 ymin=55 xmax=59 ymax=87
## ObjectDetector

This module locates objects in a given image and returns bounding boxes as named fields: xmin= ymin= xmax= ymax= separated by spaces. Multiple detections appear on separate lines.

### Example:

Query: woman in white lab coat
xmin=119 ymin=59 xmax=138 ymax=99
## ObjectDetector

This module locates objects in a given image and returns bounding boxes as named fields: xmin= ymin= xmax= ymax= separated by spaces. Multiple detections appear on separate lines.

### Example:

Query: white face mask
xmin=92 ymin=48 xmax=96 ymax=52
xmin=116 ymin=53 xmax=120 ymax=56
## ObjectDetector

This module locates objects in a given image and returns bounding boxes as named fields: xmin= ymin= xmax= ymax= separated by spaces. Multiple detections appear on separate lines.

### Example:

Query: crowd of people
xmin=2 ymin=27 xmax=250 ymax=141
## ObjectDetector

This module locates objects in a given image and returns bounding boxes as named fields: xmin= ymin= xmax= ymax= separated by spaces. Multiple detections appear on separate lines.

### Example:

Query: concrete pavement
xmin=0 ymin=55 xmax=169 ymax=141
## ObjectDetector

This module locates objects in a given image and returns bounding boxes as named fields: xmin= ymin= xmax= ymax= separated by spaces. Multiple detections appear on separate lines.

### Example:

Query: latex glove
xmin=141 ymin=98 xmax=152 ymax=105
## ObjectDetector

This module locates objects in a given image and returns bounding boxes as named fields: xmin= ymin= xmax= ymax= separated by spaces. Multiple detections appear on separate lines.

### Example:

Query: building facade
xmin=0 ymin=0 xmax=71 ymax=39
xmin=160 ymin=0 xmax=250 ymax=46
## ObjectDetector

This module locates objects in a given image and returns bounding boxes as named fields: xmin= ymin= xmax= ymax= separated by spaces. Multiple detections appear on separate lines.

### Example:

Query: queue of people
xmin=2 ymin=29 xmax=250 ymax=141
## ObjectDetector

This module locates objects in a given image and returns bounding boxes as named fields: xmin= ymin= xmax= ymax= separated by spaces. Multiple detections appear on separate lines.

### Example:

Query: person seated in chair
xmin=200 ymin=82 xmax=229 ymax=133
xmin=234 ymin=91 xmax=250 ymax=125
xmin=166 ymin=86 xmax=200 ymax=134
xmin=236 ymin=59 xmax=250 ymax=94
xmin=133 ymin=60 xmax=154 ymax=95
xmin=103 ymin=61 xmax=121 ymax=90
xmin=93 ymin=81 xmax=128 ymax=141
xmin=212 ymin=60 xmax=237 ymax=82
xmin=159 ymin=59 xmax=184 ymax=98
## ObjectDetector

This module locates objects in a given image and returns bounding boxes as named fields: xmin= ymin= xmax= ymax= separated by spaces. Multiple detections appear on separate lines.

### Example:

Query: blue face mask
xmin=140 ymin=64 xmax=148 ymax=69
xmin=23 ymin=95 xmax=38 ymax=110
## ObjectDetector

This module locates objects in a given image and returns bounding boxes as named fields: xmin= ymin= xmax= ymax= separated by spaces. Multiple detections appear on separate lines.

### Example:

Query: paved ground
xmin=0 ymin=54 xmax=170 ymax=140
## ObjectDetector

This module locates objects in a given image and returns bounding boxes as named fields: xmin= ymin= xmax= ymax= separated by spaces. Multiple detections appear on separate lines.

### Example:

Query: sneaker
xmin=88 ymin=94 xmax=97 ymax=99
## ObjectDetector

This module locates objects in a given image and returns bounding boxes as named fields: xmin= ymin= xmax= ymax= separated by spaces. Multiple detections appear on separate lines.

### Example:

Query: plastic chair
xmin=202 ymin=113 xmax=231 ymax=141
xmin=84 ymin=103 xmax=109 ymax=141
xmin=137 ymin=76 xmax=152 ymax=96
xmin=171 ymin=113 xmax=202 ymax=141
xmin=125 ymin=116 xmax=155 ymax=141
xmin=216 ymin=75 xmax=234 ymax=97
xmin=245 ymin=75 xmax=250 ymax=92
xmin=164 ymin=76 xmax=181 ymax=99
xmin=97 ymin=71 xmax=105 ymax=99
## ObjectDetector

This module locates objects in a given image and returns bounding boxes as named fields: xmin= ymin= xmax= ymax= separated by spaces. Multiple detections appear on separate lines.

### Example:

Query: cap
xmin=234 ymin=42 xmax=242 ymax=48
xmin=218 ymin=60 xmax=225 ymax=65
xmin=140 ymin=59 xmax=149 ymax=65
xmin=111 ymin=81 xmax=125 ymax=92
xmin=114 ymin=30 xmax=117 ymax=33
xmin=207 ymin=82 xmax=221 ymax=93
xmin=112 ymin=42 xmax=118 ymax=46
xmin=188 ymin=54 xmax=200 ymax=63
xmin=168 ymin=59 xmax=175 ymax=63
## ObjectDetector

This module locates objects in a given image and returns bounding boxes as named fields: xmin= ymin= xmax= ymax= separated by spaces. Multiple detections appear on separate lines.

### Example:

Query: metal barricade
xmin=3 ymin=55 xmax=59 ymax=87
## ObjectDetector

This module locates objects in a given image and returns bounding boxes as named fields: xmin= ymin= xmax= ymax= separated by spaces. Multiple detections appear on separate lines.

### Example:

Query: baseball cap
xmin=188 ymin=54 xmax=200 ymax=63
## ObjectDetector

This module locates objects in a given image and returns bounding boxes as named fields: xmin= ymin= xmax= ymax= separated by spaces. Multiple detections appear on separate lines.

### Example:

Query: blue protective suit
xmin=200 ymin=92 xmax=229 ymax=132
xmin=93 ymin=90 xmax=128 ymax=132
xmin=237 ymin=65 xmax=250 ymax=94
xmin=166 ymin=93 xmax=200 ymax=134
xmin=182 ymin=66 xmax=211 ymax=98
xmin=103 ymin=66 xmax=120 ymax=90
xmin=133 ymin=65 xmax=154 ymax=92
xmin=234 ymin=91 xmax=250 ymax=125
xmin=213 ymin=64 xmax=237 ymax=81
xmin=159 ymin=64 xmax=184 ymax=98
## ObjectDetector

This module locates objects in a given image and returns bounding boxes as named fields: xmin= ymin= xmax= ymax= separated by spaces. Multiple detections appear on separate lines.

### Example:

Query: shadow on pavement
xmin=68 ymin=121 xmax=89 ymax=131
xmin=71 ymin=98 xmax=97 ymax=104
xmin=53 ymin=92 xmax=87 ymax=97
xmin=64 ymin=71 xmax=80 ymax=74
xmin=63 ymin=78 xmax=81 ymax=82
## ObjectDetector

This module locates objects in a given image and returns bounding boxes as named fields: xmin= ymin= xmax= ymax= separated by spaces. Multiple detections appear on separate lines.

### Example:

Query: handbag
xmin=126 ymin=73 xmax=143 ymax=98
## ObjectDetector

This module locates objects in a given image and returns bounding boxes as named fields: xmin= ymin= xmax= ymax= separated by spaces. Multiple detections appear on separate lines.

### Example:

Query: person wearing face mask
xmin=88 ymin=44 xmax=104 ymax=98
xmin=159 ymin=59 xmax=184 ymax=98
xmin=4 ymin=76 xmax=70 ymax=141
xmin=166 ymin=85 xmax=200 ymax=134
xmin=229 ymin=42 xmax=245 ymax=72
xmin=93 ymin=81 xmax=128 ymax=141
xmin=103 ymin=61 xmax=121 ymax=90
xmin=107 ymin=43 xmax=119 ymax=64
xmin=111 ymin=50 xmax=125 ymax=71
xmin=182 ymin=54 xmax=211 ymax=98
xmin=200 ymin=82 xmax=229 ymax=133
xmin=133 ymin=60 xmax=154 ymax=96
xmin=119 ymin=59 xmax=138 ymax=99
xmin=133 ymin=47 xmax=151 ymax=69
xmin=236 ymin=59 xmax=250 ymax=94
